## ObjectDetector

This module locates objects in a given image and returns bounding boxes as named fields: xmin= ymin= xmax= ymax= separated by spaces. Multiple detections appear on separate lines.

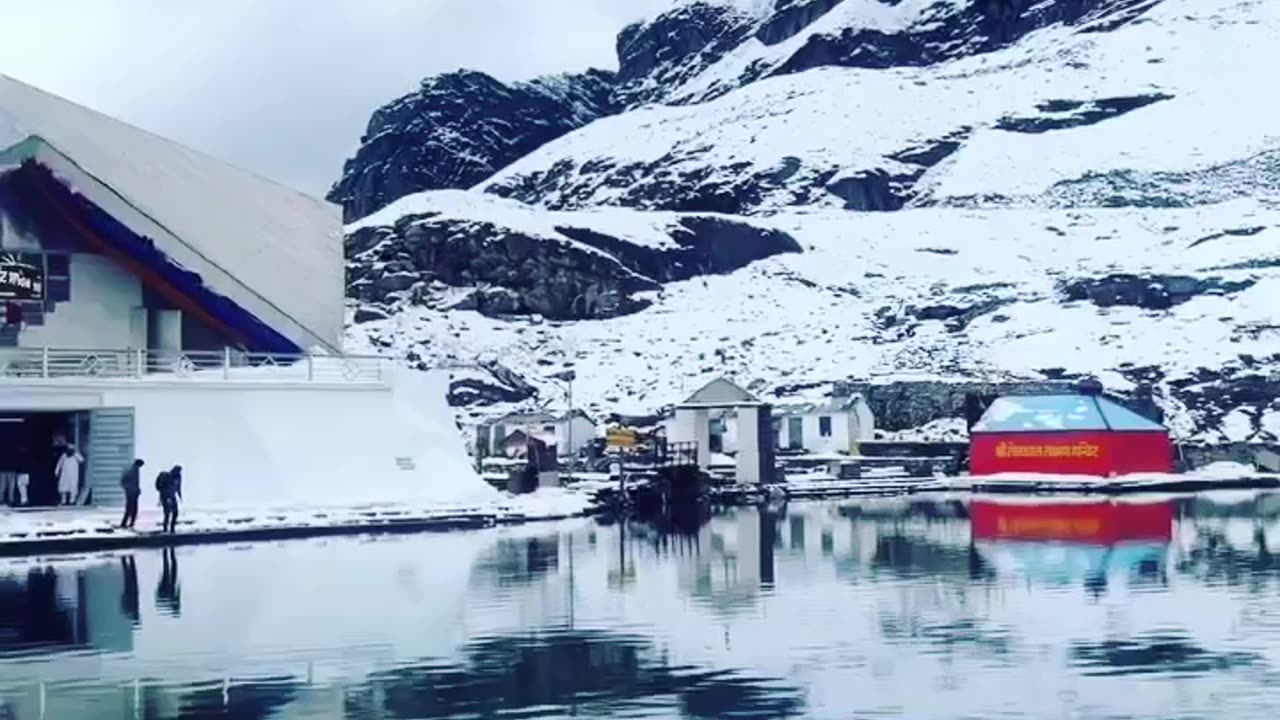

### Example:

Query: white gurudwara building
xmin=0 ymin=73 xmax=487 ymax=511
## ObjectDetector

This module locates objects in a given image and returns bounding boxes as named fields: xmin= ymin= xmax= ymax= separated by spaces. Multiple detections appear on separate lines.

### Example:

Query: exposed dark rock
xmin=347 ymin=216 xmax=657 ymax=320
xmin=557 ymin=217 xmax=801 ymax=283
xmin=833 ymin=380 xmax=1072 ymax=431
xmin=825 ymin=170 xmax=910 ymax=211
xmin=756 ymin=0 xmax=846 ymax=46
xmin=614 ymin=1 xmax=760 ymax=106
xmin=1152 ymin=360 xmax=1280 ymax=440
xmin=485 ymin=130 xmax=969 ymax=215
xmin=911 ymin=299 xmax=1013 ymax=332
xmin=351 ymin=305 xmax=389 ymax=324
xmin=996 ymin=93 xmax=1174 ymax=134
xmin=769 ymin=0 xmax=1165 ymax=78
xmin=1061 ymin=274 xmax=1256 ymax=310
xmin=447 ymin=361 xmax=539 ymax=407
xmin=888 ymin=135 xmax=968 ymax=168
xmin=346 ymin=212 xmax=799 ymax=321
xmin=1189 ymin=225 xmax=1268 ymax=249
xmin=329 ymin=69 xmax=617 ymax=221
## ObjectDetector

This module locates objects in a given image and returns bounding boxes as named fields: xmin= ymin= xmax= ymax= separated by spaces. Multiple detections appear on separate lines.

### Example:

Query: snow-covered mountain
xmin=338 ymin=0 xmax=1280 ymax=442
xmin=329 ymin=69 xmax=617 ymax=221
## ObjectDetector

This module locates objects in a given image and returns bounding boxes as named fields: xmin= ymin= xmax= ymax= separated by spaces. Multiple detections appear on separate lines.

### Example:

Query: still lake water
xmin=4 ymin=492 xmax=1280 ymax=719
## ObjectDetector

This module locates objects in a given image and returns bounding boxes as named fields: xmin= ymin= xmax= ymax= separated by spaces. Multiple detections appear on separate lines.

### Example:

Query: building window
xmin=819 ymin=416 xmax=833 ymax=437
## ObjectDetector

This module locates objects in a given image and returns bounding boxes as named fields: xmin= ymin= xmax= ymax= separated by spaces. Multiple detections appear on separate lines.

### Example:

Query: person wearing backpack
xmin=155 ymin=466 xmax=183 ymax=533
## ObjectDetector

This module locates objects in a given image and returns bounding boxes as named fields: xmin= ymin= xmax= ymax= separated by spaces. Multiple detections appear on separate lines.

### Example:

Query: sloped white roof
xmin=0 ymin=73 xmax=343 ymax=351
xmin=680 ymin=377 xmax=761 ymax=407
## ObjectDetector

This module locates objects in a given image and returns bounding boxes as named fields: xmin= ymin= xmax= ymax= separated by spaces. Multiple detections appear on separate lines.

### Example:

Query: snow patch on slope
xmin=349 ymin=189 xmax=683 ymax=250
xmin=349 ymin=201 xmax=1280 ymax=433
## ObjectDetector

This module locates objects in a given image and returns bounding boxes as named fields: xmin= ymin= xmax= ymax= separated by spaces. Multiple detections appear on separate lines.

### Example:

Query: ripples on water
xmin=4 ymin=492 xmax=1280 ymax=718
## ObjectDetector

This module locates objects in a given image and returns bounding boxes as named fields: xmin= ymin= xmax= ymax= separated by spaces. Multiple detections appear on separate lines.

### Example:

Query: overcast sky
xmin=0 ymin=0 xmax=667 ymax=198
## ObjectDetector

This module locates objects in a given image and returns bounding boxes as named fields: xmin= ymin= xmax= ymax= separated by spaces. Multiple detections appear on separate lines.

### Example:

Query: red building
xmin=970 ymin=394 xmax=1173 ymax=476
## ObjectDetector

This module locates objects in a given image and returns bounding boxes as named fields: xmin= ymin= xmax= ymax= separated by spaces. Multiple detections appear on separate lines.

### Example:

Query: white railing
xmin=0 ymin=347 xmax=387 ymax=384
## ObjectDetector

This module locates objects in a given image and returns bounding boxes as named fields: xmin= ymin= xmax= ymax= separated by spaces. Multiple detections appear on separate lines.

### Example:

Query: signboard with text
xmin=606 ymin=427 xmax=638 ymax=448
xmin=0 ymin=255 xmax=43 ymax=300
xmin=970 ymin=430 xmax=1172 ymax=476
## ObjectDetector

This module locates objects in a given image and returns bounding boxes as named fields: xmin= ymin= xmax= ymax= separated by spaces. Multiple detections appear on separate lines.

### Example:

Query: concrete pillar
xmin=735 ymin=404 xmax=776 ymax=485
xmin=150 ymin=309 xmax=182 ymax=368
xmin=674 ymin=406 xmax=711 ymax=468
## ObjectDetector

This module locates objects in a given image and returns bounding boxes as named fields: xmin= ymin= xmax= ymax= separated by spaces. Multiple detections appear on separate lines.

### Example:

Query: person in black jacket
xmin=119 ymin=459 xmax=144 ymax=529
xmin=156 ymin=465 xmax=183 ymax=533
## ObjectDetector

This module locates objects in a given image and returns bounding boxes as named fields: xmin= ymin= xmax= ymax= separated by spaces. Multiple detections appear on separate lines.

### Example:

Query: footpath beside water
xmin=0 ymin=492 xmax=596 ymax=558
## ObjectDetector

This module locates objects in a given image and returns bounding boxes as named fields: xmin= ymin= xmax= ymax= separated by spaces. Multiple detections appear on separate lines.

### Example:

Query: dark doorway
xmin=0 ymin=412 xmax=80 ymax=507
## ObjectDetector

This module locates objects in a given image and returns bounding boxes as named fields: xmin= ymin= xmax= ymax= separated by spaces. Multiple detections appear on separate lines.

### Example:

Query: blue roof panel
xmin=973 ymin=395 xmax=1165 ymax=433
xmin=1096 ymin=397 xmax=1166 ymax=431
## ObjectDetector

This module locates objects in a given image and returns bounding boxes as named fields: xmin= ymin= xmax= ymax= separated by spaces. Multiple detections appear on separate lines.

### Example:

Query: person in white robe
xmin=54 ymin=446 xmax=82 ymax=506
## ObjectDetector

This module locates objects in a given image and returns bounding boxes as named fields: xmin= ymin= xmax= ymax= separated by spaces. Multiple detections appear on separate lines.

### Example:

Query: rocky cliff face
xmin=328 ymin=69 xmax=616 ymax=221
xmin=611 ymin=1 xmax=762 ymax=106
xmin=345 ymin=192 xmax=800 ymax=321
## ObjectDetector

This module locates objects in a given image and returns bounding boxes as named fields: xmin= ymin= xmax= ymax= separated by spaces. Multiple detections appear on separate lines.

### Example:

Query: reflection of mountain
xmin=346 ymin=628 xmax=804 ymax=719
xmin=1071 ymin=635 xmax=1261 ymax=677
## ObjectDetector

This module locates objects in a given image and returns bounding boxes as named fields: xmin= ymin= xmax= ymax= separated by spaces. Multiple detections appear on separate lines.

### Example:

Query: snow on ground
xmin=878 ymin=417 xmax=970 ymax=442
xmin=350 ymin=202 xmax=1280 ymax=435
xmin=348 ymin=188 xmax=693 ymax=250
xmin=479 ymin=0 xmax=1280 ymax=212
xmin=0 ymin=487 xmax=595 ymax=549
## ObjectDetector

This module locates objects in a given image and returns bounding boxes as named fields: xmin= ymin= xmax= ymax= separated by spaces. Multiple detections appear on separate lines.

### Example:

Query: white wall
xmin=90 ymin=367 xmax=494 ymax=511
xmin=553 ymin=416 xmax=596 ymax=457
xmin=18 ymin=253 xmax=142 ymax=350
xmin=775 ymin=411 xmax=859 ymax=455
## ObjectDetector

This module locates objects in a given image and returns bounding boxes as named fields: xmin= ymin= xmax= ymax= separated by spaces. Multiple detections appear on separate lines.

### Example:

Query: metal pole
xmin=306 ymin=353 xmax=314 ymax=381
xmin=223 ymin=346 xmax=231 ymax=379
xmin=41 ymin=346 xmax=49 ymax=378
xmin=566 ymin=377 xmax=573 ymax=479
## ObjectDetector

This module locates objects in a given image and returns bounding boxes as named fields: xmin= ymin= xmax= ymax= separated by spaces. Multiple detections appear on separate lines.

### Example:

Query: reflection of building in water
xmin=971 ymin=500 xmax=1174 ymax=590
xmin=0 ymin=560 xmax=136 ymax=719
xmin=476 ymin=535 xmax=560 ymax=588
xmin=0 ymin=561 xmax=132 ymax=656
xmin=676 ymin=508 xmax=778 ymax=611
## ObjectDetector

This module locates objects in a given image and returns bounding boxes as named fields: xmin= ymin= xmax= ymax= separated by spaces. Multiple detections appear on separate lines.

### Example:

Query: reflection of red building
xmin=971 ymin=500 xmax=1173 ymax=544
xmin=969 ymin=394 xmax=1173 ymax=476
